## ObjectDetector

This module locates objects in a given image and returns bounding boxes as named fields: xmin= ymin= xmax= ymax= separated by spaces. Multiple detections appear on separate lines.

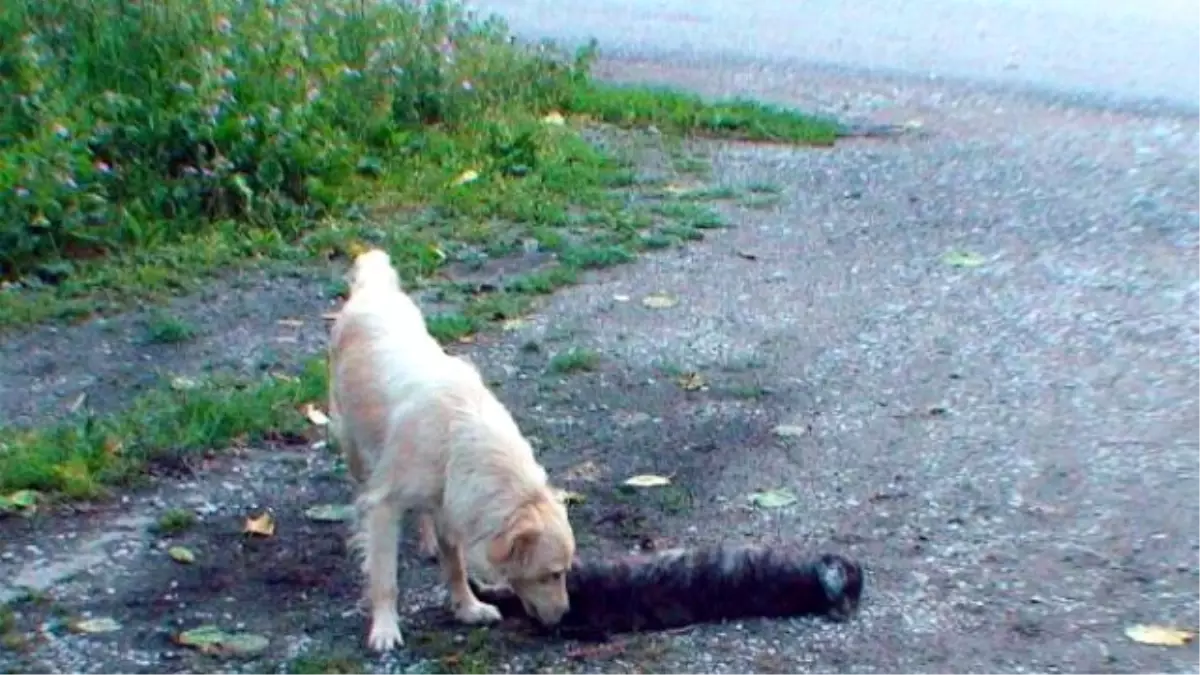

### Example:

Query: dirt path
xmin=2 ymin=65 xmax=1198 ymax=674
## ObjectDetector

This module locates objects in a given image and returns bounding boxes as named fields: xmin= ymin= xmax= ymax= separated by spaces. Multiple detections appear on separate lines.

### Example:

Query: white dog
xmin=327 ymin=249 xmax=575 ymax=652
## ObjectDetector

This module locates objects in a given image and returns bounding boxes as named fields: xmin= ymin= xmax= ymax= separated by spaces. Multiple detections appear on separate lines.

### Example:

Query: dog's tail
xmin=349 ymin=248 xmax=402 ymax=295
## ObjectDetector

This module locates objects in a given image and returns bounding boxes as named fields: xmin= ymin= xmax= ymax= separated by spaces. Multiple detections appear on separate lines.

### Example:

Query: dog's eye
xmin=546 ymin=571 xmax=564 ymax=582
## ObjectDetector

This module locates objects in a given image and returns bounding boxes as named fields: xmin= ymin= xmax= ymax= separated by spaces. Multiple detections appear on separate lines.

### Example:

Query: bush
xmin=0 ymin=0 xmax=593 ymax=277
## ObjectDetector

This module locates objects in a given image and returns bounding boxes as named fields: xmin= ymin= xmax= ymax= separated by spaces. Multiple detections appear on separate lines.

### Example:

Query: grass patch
xmin=287 ymin=649 xmax=364 ymax=674
xmin=548 ymin=347 xmax=601 ymax=374
xmin=152 ymin=507 xmax=197 ymax=536
xmin=0 ymin=359 xmax=329 ymax=496
xmin=142 ymin=312 xmax=198 ymax=344
xmin=570 ymin=83 xmax=841 ymax=144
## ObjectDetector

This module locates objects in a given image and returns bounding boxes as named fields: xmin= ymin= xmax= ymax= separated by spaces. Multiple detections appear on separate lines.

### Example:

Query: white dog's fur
xmin=327 ymin=249 xmax=575 ymax=652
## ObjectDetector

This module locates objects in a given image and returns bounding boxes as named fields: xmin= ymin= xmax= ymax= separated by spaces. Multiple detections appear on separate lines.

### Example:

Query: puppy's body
xmin=328 ymin=250 xmax=575 ymax=652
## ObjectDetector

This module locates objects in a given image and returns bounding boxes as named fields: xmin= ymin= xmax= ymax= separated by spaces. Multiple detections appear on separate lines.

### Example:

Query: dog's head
xmin=348 ymin=248 xmax=401 ymax=295
xmin=486 ymin=491 xmax=575 ymax=626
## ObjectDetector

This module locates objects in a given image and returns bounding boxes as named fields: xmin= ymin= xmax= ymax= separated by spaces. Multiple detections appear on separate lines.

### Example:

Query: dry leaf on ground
xmin=67 ymin=392 xmax=88 ymax=413
xmin=941 ymin=250 xmax=986 ymax=268
xmin=243 ymin=513 xmax=275 ymax=537
xmin=304 ymin=504 xmax=356 ymax=522
xmin=72 ymin=617 xmax=121 ymax=634
xmin=170 ymin=376 xmax=199 ymax=391
xmin=623 ymin=474 xmax=672 ymax=488
xmin=168 ymin=546 xmax=196 ymax=564
xmin=176 ymin=625 xmax=270 ymax=657
xmin=542 ymin=111 xmax=566 ymax=126
xmin=552 ymin=488 xmax=586 ymax=505
xmin=0 ymin=489 xmax=38 ymax=512
xmin=772 ymin=424 xmax=810 ymax=438
xmin=676 ymin=372 xmax=708 ymax=391
xmin=641 ymin=293 xmax=678 ymax=309
xmin=747 ymin=488 xmax=798 ymax=509
xmin=450 ymin=169 xmax=480 ymax=186
xmin=1124 ymin=624 xmax=1195 ymax=647
xmin=302 ymin=404 xmax=330 ymax=426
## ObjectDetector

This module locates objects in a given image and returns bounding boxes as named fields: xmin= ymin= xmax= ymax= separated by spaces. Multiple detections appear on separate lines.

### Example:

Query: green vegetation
xmin=0 ymin=359 xmax=328 ymax=496
xmin=0 ymin=0 xmax=841 ymax=498
xmin=548 ymin=347 xmax=601 ymax=374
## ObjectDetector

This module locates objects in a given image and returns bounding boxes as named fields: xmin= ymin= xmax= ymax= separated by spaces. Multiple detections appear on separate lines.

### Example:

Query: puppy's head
xmin=486 ymin=491 xmax=575 ymax=626
xmin=348 ymin=248 xmax=401 ymax=295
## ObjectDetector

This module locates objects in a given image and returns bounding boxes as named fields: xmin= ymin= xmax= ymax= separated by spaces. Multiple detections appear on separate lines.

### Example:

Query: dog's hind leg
xmin=436 ymin=531 xmax=502 ymax=625
xmin=416 ymin=512 xmax=439 ymax=560
xmin=356 ymin=492 xmax=405 ymax=651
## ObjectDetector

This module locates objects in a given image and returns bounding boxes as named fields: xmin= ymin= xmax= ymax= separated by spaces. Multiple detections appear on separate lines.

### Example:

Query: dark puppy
xmin=471 ymin=544 xmax=864 ymax=640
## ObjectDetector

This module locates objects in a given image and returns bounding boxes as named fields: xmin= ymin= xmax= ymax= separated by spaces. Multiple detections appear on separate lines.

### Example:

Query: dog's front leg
xmin=436 ymin=534 xmax=502 ymax=625
xmin=361 ymin=498 xmax=405 ymax=651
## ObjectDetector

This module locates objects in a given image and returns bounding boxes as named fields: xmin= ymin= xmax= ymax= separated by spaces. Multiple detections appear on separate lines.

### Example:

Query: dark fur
xmin=470 ymin=544 xmax=863 ymax=640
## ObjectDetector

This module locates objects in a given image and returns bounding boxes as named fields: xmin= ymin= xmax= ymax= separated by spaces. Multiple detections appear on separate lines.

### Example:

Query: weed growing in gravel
xmin=152 ymin=508 xmax=197 ymax=536
xmin=548 ymin=347 xmax=601 ymax=374
xmin=142 ymin=312 xmax=198 ymax=344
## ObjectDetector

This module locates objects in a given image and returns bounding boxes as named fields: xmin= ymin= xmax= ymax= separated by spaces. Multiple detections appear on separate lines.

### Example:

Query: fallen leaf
xmin=176 ymin=625 xmax=269 ymax=657
xmin=676 ymin=372 xmax=708 ymax=391
xmin=450 ymin=169 xmax=480 ymax=187
xmin=72 ymin=617 xmax=121 ymax=634
xmin=772 ymin=424 xmax=809 ymax=438
xmin=168 ymin=546 xmax=196 ymax=564
xmin=542 ymin=111 xmax=566 ymax=126
xmin=456 ymin=334 xmax=475 ymax=344
xmin=552 ymin=488 xmax=586 ymax=505
xmin=243 ymin=513 xmax=275 ymax=537
xmin=748 ymin=488 xmax=798 ymax=509
xmin=67 ymin=392 xmax=88 ymax=413
xmin=170 ymin=376 xmax=199 ymax=391
xmin=6 ymin=489 xmax=38 ymax=509
xmin=303 ymin=404 xmax=330 ymax=427
xmin=1 ymin=489 xmax=38 ymax=513
xmin=1125 ymin=624 xmax=1195 ymax=647
xmin=269 ymin=371 xmax=298 ymax=383
xmin=567 ymin=641 xmax=626 ymax=660
xmin=501 ymin=318 xmax=528 ymax=331
xmin=304 ymin=503 xmax=356 ymax=522
xmin=276 ymin=318 xmax=304 ymax=328
xmin=641 ymin=293 xmax=678 ymax=310
xmin=612 ymin=294 xmax=630 ymax=302
xmin=623 ymin=474 xmax=672 ymax=488
xmin=941 ymin=250 xmax=986 ymax=268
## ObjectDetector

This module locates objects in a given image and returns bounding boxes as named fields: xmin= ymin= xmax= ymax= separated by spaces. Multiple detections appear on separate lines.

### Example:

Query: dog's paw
xmin=367 ymin=614 xmax=405 ymax=652
xmin=454 ymin=600 xmax=503 ymax=625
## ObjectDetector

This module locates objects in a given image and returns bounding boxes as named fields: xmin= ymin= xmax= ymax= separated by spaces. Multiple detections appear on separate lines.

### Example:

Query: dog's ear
xmin=487 ymin=505 xmax=543 ymax=566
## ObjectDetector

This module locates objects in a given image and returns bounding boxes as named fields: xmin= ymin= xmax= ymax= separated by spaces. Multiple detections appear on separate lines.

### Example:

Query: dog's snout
xmin=536 ymin=602 xmax=568 ymax=626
